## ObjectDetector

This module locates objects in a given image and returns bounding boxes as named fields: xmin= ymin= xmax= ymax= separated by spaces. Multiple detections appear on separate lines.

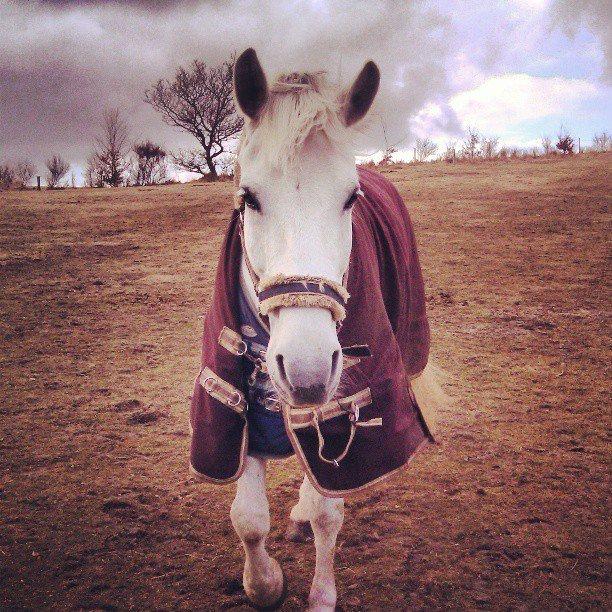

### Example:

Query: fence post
xmin=37 ymin=176 xmax=41 ymax=190
xmin=578 ymin=137 xmax=581 ymax=153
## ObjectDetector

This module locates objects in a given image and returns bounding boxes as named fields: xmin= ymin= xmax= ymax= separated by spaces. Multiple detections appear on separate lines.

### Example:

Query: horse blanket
xmin=190 ymin=167 xmax=434 ymax=496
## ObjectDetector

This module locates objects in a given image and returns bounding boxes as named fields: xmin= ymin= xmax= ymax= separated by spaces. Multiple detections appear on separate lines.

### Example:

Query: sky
xmin=1 ymin=0 xmax=610 ymax=184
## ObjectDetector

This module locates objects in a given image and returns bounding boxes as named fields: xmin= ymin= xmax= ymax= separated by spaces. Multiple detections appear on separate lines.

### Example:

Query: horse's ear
xmin=234 ymin=48 xmax=268 ymax=121
xmin=341 ymin=61 xmax=380 ymax=127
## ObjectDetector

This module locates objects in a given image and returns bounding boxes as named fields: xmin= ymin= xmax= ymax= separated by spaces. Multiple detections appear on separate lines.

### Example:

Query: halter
xmin=235 ymin=188 xmax=353 ymax=323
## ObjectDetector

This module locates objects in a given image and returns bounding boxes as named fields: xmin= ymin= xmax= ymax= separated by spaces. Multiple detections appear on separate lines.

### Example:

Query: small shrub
xmin=15 ymin=161 xmax=34 ymax=188
xmin=414 ymin=138 xmax=438 ymax=162
xmin=555 ymin=125 xmax=574 ymax=155
xmin=461 ymin=127 xmax=480 ymax=161
xmin=443 ymin=140 xmax=457 ymax=163
xmin=480 ymin=136 xmax=500 ymax=160
xmin=46 ymin=155 xmax=70 ymax=188
xmin=0 ymin=163 xmax=15 ymax=189
xmin=541 ymin=135 xmax=554 ymax=155
xmin=132 ymin=140 xmax=167 ymax=186
xmin=379 ymin=146 xmax=397 ymax=166
xmin=592 ymin=131 xmax=611 ymax=152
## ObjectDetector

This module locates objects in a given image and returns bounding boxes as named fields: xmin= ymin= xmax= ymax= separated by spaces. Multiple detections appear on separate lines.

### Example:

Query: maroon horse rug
xmin=189 ymin=166 xmax=434 ymax=497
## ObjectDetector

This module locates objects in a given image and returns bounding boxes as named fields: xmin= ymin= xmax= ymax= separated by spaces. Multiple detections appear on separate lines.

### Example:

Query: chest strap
xmin=285 ymin=387 xmax=382 ymax=468
xmin=199 ymin=367 xmax=247 ymax=417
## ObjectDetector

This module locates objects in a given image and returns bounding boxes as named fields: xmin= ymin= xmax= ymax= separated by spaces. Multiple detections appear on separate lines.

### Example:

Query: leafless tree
xmin=461 ymin=127 xmax=480 ymax=160
xmin=592 ymin=131 xmax=611 ymax=152
xmin=14 ymin=161 xmax=34 ymax=188
xmin=132 ymin=140 xmax=167 ymax=185
xmin=145 ymin=56 xmax=243 ymax=179
xmin=414 ymin=137 xmax=438 ymax=162
xmin=443 ymin=139 xmax=457 ymax=163
xmin=555 ymin=125 xmax=574 ymax=155
xmin=378 ymin=146 xmax=397 ymax=166
xmin=480 ymin=136 xmax=500 ymax=159
xmin=46 ymin=155 xmax=70 ymax=188
xmin=90 ymin=109 xmax=130 ymax=187
xmin=0 ymin=164 xmax=14 ymax=189
xmin=85 ymin=153 xmax=105 ymax=188
xmin=215 ymin=152 xmax=237 ymax=177
xmin=541 ymin=135 xmax=554 ymax=155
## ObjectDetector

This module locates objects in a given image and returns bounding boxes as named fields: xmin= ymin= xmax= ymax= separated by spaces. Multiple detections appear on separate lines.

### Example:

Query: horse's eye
xmin=343 ymin=190 xmax=359 ymax=211
xmin=243 ymin=189 xmax=261 ymax=212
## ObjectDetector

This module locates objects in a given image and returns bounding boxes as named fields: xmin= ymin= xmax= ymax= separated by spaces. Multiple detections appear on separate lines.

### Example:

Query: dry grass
xmin=0 ymin=154 xmax=610 ymax=610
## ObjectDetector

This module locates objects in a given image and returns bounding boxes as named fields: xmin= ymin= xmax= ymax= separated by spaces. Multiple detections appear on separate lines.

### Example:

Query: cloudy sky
xmin=1 ymin=0 xmax=610 ymax=183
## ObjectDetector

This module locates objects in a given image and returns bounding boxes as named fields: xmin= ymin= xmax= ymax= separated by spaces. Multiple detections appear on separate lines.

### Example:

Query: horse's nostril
xmin=276 ymin=354 xmax=291 ymax=388
xmin=330 ymin=349 xmax=340 ymax=381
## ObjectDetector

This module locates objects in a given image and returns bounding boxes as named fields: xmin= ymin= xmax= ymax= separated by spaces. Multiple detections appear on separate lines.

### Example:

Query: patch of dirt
xmin=0 ymin=155 xmax=610 ymax=610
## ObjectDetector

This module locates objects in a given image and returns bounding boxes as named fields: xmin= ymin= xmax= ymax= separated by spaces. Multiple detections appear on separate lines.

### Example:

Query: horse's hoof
xmin=244 ymin=559 xmax=287 ymax=610
xmin=285 ymin=519 xmax=314 ymax=543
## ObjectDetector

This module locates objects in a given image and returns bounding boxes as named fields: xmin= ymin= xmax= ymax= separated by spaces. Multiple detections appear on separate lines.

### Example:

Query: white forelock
xmin=240 ymin=71 xmax=354 ymax=172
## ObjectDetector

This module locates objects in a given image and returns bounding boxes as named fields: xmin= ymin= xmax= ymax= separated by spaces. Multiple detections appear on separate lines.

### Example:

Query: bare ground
xmin=0 ymin=154 xmax=610 ymax=611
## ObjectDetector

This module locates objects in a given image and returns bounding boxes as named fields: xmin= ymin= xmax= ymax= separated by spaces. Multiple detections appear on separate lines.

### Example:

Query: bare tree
xmin=541 ymin=135 xmax=554 ymax=155
xmin=443 ymin=139 xmax=457 ymax=163
xmin=85 ymin=153 xmax=105 ymax=188
xmin=378 ymin=146 xmax=397 ymax=166
xmin=592 ymin=131 xmax=611 ymax=152
xmin=414 ymin=137 xmax=438 ymax=162
xmin=46 ymin=155 xmax=70 ymax=188
xmin=14 ymin=161 xmax=34 ymax=188
xmin=480 ymin=136 xmax=500 ymax=159
xmin=215 ymin=152 xmax=237 ymax=177
xmin=132 ymin=140 xmax=167 ymax=185
xmin=90 ymin=109 xmax=129 ymax=187
xmin=555 ymin=125 xmax=574 ymax=155
xmin=145 ymin=56 xmax=243 ymax=179
xmin=461 ymin=127 xmax=480 ymax=160
xmin=0 ymin=164 xmax=14 ymax=189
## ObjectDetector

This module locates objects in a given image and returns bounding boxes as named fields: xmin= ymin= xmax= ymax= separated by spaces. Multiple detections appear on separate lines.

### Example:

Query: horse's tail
xmin=410 ymin=361 xmax=451 ymax=439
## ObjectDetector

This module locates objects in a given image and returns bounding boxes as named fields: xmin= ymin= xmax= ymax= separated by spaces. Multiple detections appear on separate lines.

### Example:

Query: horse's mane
xmin=239 ymin=71 xmax=352 ymax=171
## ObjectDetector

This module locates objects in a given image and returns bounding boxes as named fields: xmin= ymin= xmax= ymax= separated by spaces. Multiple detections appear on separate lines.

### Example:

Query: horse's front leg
xmin=294 ymin=475 xmax=344 ymax=611
xmin=230 ymin=455 xmax=285 ymax=609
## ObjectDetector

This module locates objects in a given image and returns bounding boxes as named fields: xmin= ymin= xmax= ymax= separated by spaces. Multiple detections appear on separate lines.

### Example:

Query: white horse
xmin=226 ymin=48 xmax=441 ymax=611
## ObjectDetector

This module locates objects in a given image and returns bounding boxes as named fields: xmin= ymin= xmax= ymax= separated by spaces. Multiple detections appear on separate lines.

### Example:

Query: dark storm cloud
xmin=1 ymin=0 xmax=465 ymax=176
xmin=37 ymin=0 xmax=195 ymax=8
xmin=0 ymin=0 xmax=609 ymax=178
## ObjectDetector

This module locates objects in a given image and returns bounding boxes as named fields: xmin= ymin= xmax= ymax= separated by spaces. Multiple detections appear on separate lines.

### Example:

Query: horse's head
xmin=233 ymin=48 xmax=379 ymax=406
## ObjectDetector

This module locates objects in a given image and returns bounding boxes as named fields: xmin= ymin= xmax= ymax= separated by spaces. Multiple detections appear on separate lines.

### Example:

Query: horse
xmin=189 ymin=48 xmax=443 ymax=611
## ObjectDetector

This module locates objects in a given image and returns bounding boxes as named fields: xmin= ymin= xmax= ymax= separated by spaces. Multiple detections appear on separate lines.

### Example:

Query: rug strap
xmin=198 ymin=367 xmax=247 ymax=417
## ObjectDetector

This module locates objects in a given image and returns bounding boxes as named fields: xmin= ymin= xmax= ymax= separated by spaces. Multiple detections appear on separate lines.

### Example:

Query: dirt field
xmin=1 ymin=154 xmax=610 ymax=611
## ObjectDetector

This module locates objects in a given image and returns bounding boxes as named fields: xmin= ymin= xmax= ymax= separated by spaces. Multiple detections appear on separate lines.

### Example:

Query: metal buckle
xmin=202 ymin=376 xmax=216 ymax=393
xmin=265 ymin=397 xmax=282 ymax=413
xmin=227 ymin=391 xmax=243 ymax=407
